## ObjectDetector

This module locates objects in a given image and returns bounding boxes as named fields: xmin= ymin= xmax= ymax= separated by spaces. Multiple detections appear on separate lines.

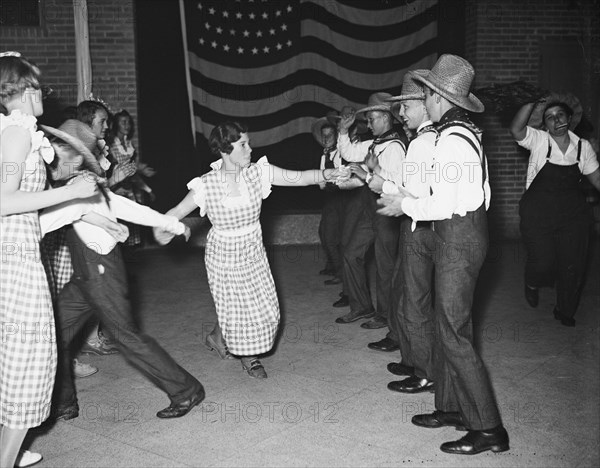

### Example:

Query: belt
xmin=212 ymin=222 xmax=260 ymax=238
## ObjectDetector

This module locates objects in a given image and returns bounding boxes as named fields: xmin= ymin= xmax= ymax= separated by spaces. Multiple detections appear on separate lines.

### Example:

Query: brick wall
xmin=0 ymin=0 xmax=139 ymax=148
xmin=465 ymin=0 xmax=600 ymax=238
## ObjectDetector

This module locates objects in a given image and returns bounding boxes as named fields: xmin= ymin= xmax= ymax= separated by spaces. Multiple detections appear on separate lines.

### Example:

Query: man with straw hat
xmin=378 ymin=54 xmax=509 ymax=455
xmin=38 ymin=121 xmax=206 ymax=421
xmin=371 ymin=70 xmax=437 ymax=387
xmin=334 ymin=93 xmax=406 ymax=332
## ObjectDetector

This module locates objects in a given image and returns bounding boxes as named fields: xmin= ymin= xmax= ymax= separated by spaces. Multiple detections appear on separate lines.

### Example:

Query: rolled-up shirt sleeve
xmin=337 ymin=133 xmax=371 ymax=162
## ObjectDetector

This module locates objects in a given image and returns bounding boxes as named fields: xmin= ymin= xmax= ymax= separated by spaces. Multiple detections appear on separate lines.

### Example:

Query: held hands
xmin=348 ymin=163 xmax=367 ymax=180
xmin=376 ymin=188 xmax=415 ymax=217
xmin=153 ymin=219 xmax=191 ymax=246
xmin=328 ymin=166 xmax=351 ymax=182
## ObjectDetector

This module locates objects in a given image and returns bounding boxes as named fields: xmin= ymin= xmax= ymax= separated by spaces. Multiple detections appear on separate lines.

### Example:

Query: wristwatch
xmin=365 ymin=172 xmax=374 ymax=184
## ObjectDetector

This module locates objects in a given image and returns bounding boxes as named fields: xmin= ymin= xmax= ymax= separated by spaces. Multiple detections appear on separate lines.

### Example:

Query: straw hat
xmin=356 ymin=92 xmax=395 ymax=118
xmin=387 ymin=70 xmax=429 ymax=102
xmin=311 ymin=110 xmax=339 ymax=146
xmin=527 ymin=91 xmax=583 ymax=130
xmin=412 ymin=54 xmax=484 ymax=113
xmin=40 ymin=120 xmax=104 ymax=176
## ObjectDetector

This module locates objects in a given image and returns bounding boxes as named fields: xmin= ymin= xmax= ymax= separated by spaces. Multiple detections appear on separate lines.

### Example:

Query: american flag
xmin=180 ymin=0 xmax=438 ymax=168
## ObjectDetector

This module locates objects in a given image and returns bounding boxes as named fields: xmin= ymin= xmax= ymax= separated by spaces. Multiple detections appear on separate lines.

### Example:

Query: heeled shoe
xmin=205 ymin=334 xmax=234 ymax=359
xmin=241 ymin=358 xmax=267 ymax=379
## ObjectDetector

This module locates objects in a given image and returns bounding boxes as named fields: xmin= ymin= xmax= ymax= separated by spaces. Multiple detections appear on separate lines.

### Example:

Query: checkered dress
xmin=188 ymin=157 xmax=279 ymax=355
xmin=109 ymin=137 xmax=141 ymax=246
xmin=1 ymin=113 xmax=57 ymax=429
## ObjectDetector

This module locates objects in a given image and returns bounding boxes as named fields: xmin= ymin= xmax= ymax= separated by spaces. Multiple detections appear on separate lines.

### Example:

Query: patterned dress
xmin=109 ymin=136 xmax=141 ymax=246
xmin=188 ymin=156 xmax=279 ymax=355
xmin=0 ymin=110 xmax=57 ymax=429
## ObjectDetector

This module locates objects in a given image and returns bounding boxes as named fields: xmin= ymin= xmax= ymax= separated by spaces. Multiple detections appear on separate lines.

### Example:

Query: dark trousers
xmin=54 ymin=229 xmax=202 ymax=409
xmin=385 ymin=218 xmax=414 ymax=363
xmin=520 ymin=218 xmax=590 ymax=319
xmin=403 ymin=207 xmax=502 ymax=430
xmin=342 ymin=187 xmax=400 ymax=319
xmin=318 ymin=190 xmax=346 ymax=278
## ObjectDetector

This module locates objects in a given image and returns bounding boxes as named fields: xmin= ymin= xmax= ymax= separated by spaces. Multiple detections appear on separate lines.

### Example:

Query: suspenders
xmin=545 ymin=138 xmax=582 ymax=161
xmin=446 ymin=128 xmax=487 ymax=185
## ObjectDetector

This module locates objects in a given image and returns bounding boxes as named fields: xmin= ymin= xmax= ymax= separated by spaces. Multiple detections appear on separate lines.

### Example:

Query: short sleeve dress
xmin=187 ymin=156 xmax=280 ymax=356
xmin=0 ymin=110 xmax=57 ymax=429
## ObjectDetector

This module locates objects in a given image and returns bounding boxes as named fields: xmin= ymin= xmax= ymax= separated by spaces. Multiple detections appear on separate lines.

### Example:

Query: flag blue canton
xmin=188 ymin=1 xmax=300 ymax=68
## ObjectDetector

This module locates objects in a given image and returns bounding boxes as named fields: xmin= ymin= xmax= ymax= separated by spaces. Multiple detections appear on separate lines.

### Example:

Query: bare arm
xmin=164 ymin=191 xmax=199 ymax=220
xmin=510 ymin=102 xmax=538 ymax=141
xmin=269 ymin=164 xmax=338 ymax=187
xmin=1 ymin=126 xmax=100 ymax=216
xmin=585 ymin=168 xmax=600 ymax=192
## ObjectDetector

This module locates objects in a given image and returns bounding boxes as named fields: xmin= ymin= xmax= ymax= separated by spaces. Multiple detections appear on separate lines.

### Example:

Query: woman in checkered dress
xmin=0 ymin=52 xmax=100 ymax=468
xmin=159 ymin=122 xmax=345 ymax=378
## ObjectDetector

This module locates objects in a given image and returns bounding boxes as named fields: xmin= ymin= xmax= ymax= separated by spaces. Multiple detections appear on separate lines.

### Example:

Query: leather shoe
xmin=53 ymin=402 xmax=79 ymax=421
xmin=361 ymin=317 xmax=387 ymax=329
xmin=335 ymin=309 xmax=374 ymax=324
xmin=333 ymin=295 xmax=349 ymax=308
xmin=241 ymin=358 xmax=267 ymax=379
xmin=319 ymin=268 xmax=335 ymax=276
xmin=412 ymin=411 xmax=466 ymax=431
xmin=388 ymin=376 xmax=434 ymax=394
xmin=553 ymin=307 xmax=575 ymax=327
xmin=387 ymin=362 xmax=414 ymax=376
xmin=156 ymin=387 xmax=205 ymax=418
xmin=367 ymin=337 xmax=399 ymax=352
xmin=440 ymin=425 xmax=509 ymax=455
xmin=324 ymin=277 xmax=342 ymax=285
xmin=524 ymin=284 xmax=539 ymax=308
xmin=205 ymin=334 xmax=234 ymax=359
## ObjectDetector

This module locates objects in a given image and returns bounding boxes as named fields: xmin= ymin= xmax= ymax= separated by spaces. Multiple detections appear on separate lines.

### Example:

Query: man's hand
xmin=153 ymin=227 xmax=174 ymax=246
xmin=348 ymin=163 xmax=368 ymax=181
xmin=339 ymin=110 xmax=356 ymax=134
xmin=106 ymin=222 xmax=130 ymax=243
xmin=376 ymin=189 xmax=415 ymax=217
xmin=368 ymin=174 xmax=385 ymax=194
xmin=364 ymin=151 xmax=379 ymax=172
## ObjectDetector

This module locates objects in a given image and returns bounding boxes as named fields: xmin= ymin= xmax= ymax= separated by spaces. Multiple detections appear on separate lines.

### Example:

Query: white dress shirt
xmin=401 ymin=125 xmax=491 ymax=221
xmin=40 ymin=191 xmax=184 ymax=255
xmin=382 ymin=121 xmax=436 ymax=196
xmin=337 ymin=133 xmax=406 ymax=187
xmin=517 ymin=126 xmax=599 ymax=190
